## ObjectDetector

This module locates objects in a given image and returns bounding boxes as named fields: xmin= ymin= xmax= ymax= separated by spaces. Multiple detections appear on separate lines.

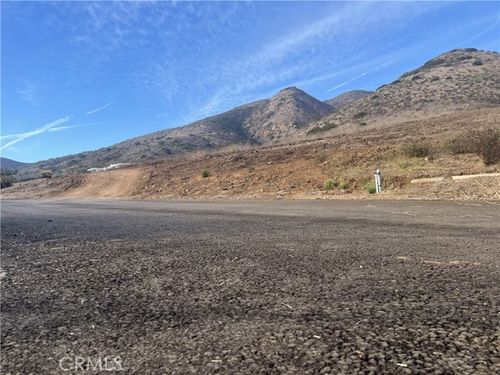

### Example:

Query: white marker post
xmin=375 ymin=169 xmax=382 ymax=194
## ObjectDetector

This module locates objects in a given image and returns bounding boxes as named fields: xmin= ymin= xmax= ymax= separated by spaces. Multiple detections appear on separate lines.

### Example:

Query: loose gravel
xmin=1 ymin=200 xmax=499 ymax=374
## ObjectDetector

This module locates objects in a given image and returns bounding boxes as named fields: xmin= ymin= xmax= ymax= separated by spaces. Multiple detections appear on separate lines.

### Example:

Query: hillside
xmin=11 ymin=48 xmax=500 ymax=181
xmin=244 ymin=87 xmax=334 ymax=140
xmin=0 ymin=157 xmax=27 ymax=170
xmin=325 ymin=90 xmax=373 ymax=109
xmin=14 ymin=88 xmax=333 ymax=180
xmin=308 ymin=49 xmax=500 ymax=133
xmin=5 ymin=107 xmax=499 ymax=200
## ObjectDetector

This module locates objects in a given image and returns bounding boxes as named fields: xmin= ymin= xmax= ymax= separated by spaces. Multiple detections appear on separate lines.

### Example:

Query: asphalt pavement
xmin=1 ymin=199 xmax=499 ymax=374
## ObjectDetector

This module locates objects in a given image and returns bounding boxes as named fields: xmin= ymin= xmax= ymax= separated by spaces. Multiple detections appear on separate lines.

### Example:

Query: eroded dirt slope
xmin=2 ymin=108 xmax=499 ymax=201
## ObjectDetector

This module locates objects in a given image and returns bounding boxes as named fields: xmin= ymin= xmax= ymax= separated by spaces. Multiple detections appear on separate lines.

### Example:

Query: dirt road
xmin=1 ymin=199 xmax=499 ymax=374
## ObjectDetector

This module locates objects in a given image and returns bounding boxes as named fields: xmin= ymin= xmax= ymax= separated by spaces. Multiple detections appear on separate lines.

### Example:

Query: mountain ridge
xmin=325 ymin=90 xmax=373 ymax=109
xmin=0 ymin=157 xmax=27 ymax=170
xmin=309 ymin=48 xmax=499 ymax=132
xmin=10 ymin=48 xmax=499 ymax=181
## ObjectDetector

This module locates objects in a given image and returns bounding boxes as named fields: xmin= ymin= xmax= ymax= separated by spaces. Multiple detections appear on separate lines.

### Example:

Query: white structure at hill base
xmin=87 ymin=163 xmax=132 ymax=173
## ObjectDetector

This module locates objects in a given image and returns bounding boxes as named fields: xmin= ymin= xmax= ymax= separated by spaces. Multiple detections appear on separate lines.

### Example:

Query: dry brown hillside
xmin=13 ymin=49 xmax=500 ymax=182
xmin=309 ymin=49 xmax=500 ymax=133
xmin=14 ymin=88 xmax=333 ymax=181
xmin=324 ymin=90 xmax=373 ymax=109
xmin=244 ymin=87 xmax=334 ymax=140
xmin=4 ymin=107 xmax=499 ymax=201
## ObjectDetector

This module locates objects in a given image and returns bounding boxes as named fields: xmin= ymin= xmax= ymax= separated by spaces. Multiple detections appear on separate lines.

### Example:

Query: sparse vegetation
xmin=398 ymin=157 xmax=426 ymax=171
xmin=353 ymin=112 xmax=367 ymax=120
xmin=403 ymin=143 xmax=430 ymax=158
xmin=307 ymin=122 xmax=336 ymax=135
xmin=323 ymin=179 xmax=334 ymax=191
xmin=324 ymin=178 xmax=348 ymax=191
xmin=365 ymin=180 xmax=376 ymax=194
xmin=472 ymin=59 xmax=483 ymax=66
xmin=1 ymin=169 xmax=17 ymax=189
xmin=448 ymin=128 xmax=500 ymax=165
xmin=201 ymin=169 xmax=210 ymax=178
xmin=338 ymin=181 xmax=349 ymax=190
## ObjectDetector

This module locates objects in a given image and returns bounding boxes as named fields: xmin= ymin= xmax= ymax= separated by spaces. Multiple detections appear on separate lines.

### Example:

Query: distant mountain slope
xmin=0 ymin=157 xmax=28 ymax=170
xmin=14 ymin=100 xmax=265 ymax=180
xmin=245 ymin=87 xmax=334 ymax=140
xmin=309 ymin=49 xmax=500 ymax=132
xmin=325 ymin=90 xmax=373 ymax=109
xmin=13 ymin=48 xmax=499 ymax=181
xmin=14 ymin=88 xmax=333 ymax=180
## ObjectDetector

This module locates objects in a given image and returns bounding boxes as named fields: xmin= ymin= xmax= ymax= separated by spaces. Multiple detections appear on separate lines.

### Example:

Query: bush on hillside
xmin=323 ymin=179 xmax=334 ymax=191
xmin=365 ymin=180 xmax=376 ymax=194
xmin=307 ymin=122 xmax=336 ymax=135
xmin=353 ymin=112 xmax=367 ymax=120
xmin=0 ymin=169 xmax=17 ymax=189
xmin=403 ymin=143 xmax=430 ymax=158
xmin=448 ymin=128 xmax=500 ymax=165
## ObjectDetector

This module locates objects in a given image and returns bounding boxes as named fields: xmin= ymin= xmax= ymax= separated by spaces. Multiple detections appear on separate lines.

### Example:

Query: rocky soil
xmin=1 ymin=199 xmax=499 ymax=374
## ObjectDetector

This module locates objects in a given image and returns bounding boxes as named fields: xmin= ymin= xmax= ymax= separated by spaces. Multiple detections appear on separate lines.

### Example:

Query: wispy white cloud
xmin=16 ymin=80 xmax=38 ymax=104
xmin=456 ymin=15 xmax=500 ymax=47
xmin=187 ymin=1 xmax=441 ymax=121
xmin=327 ymin=60 xmax=395 ymax=92
xmin=0 ymin=117 xmax=70 ymax=151
xmin=328 ymin=73 xmax=368 ymax=92
xmin=48 ymin=122 xmax=97 ymax=132
xmin=85 ymin=102 xmax=114 ymax=115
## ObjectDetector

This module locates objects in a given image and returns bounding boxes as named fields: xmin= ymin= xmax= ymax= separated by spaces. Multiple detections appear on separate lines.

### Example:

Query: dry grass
xmin=3 ymin=108 xmax=499 ymax=201
xmin=448 ymin=128 xmax=500 ymax=165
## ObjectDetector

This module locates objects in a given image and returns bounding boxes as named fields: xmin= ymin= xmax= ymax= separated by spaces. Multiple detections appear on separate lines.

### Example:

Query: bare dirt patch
xmin=62 ymin=168 xmax=145 ymax=198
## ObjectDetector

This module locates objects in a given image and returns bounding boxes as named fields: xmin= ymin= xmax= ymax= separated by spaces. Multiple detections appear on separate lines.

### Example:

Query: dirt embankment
xmin=2 ymin=108 xmax=499 ymax=201
xmin=2 ymin=168 xmax=146 ymax=199
xmin=62 ymin=168 xmax=145 ymax=198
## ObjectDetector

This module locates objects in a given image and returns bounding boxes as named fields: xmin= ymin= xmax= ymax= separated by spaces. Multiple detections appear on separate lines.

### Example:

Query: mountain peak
xmin=273 ymin=86 xmax=308 ymax=98
xmin=279 ymin=86 xmax=300 ymax=92
xmin=244 ymin=87 xmax=334 ymax=140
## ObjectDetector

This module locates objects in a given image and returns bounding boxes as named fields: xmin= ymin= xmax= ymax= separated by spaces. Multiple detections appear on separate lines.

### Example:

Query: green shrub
xmin=338 ymin=181 xmax=349 ymax=190
xmin=472 ymin=59 xmax=483 ymax=66
xmin=0 ymin=169 xmax=17 ymax=189
xmin=403 ymin=143 xmax=430 ymax=158
xmin=323 ymin=179 xmax=334 ymax=191
xmin=201 ymin=169 xmax=210 ymax=178
xmin=365 ymin=181 xmax=376 ymax=194
xmin=0 ymin=175 xmax=15 ymax=189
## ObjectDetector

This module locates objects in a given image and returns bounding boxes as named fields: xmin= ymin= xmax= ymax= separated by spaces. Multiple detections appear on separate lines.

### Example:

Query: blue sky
xmin=1 ymin=1 xmax=499 ymax=163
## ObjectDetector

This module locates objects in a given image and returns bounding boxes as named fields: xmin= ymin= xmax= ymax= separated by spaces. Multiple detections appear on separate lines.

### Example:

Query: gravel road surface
xmin=1 ymin=199 xmax=499 ymax=374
